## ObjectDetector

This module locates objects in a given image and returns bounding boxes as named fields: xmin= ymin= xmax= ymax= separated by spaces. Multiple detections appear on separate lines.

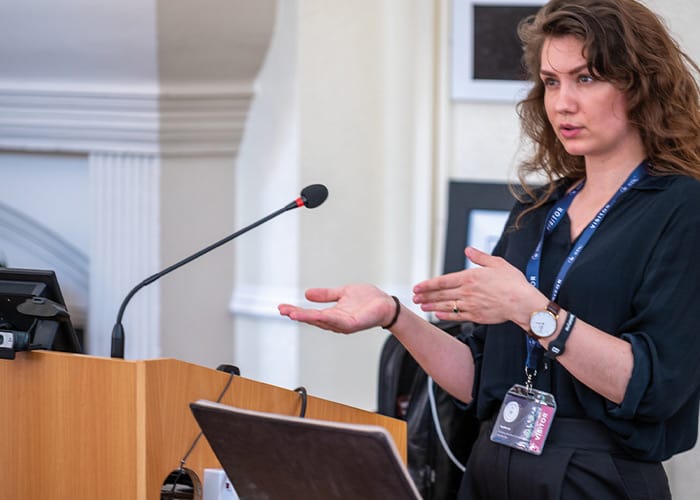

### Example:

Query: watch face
xmin=529 ymin=311 xmax=557 ymax=338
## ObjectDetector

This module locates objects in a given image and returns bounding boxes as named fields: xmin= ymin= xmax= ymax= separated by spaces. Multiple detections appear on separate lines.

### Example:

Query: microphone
xmin=110 ymin=184 xmax=328 ymax=358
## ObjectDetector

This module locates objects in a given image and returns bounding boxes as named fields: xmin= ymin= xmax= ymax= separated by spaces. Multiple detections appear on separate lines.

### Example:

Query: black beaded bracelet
xmin=382 ymin=295 xmax=401 ymax=329
xmin=546 ymin=311 xmax=576 ymax=359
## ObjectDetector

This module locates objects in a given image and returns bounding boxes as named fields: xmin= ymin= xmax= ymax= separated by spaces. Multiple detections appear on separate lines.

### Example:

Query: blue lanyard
xmin=523 ymin=162 xmax=647 ymax=375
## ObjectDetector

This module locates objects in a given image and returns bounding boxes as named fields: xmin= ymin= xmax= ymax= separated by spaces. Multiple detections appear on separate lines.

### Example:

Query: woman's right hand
xmin=278 ymin=284 xmax=396 ymax=334
xmin=281 ymin=283 xmax=477 ymax=404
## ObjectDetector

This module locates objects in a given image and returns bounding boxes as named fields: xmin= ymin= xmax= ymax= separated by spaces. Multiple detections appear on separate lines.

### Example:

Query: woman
xmin=279 ymin=1 xmax=700 ymax=498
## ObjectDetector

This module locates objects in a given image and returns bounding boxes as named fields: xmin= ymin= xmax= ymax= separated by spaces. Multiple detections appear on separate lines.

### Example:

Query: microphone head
xmin=300 ymin=184 xmax=328 ymax=209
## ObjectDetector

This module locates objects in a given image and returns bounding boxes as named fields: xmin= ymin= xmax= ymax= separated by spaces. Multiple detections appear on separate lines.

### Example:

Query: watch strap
xmin=546 ymin=301 xmax=561 ymax=317
xmin=546 ymin=311 xmax=576 ymax=358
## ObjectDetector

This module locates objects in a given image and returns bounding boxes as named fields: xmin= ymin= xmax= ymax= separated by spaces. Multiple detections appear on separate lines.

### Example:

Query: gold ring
xmin=452 ymin=302 xmax=459 ymax=314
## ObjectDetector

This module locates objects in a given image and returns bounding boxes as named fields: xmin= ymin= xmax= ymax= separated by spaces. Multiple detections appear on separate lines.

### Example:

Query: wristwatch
xmin=528 ymin=301 xmax=561 ymax=339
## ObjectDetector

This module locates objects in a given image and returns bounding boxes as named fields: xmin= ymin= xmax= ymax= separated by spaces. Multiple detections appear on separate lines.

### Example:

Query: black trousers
xmin=458 ymin=417 xmax=671 ymax=500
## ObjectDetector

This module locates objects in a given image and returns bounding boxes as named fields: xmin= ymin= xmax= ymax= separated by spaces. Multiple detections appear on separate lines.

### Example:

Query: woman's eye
xmin=578 ymin=74 xmax=594 ymax=84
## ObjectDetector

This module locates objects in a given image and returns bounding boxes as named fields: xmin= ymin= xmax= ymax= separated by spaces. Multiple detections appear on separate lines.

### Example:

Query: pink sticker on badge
xmin=528 ymin=404 xmax=555 ymax=454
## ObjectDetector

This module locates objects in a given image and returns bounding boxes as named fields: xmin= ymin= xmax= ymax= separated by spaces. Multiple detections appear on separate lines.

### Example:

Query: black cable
xmin=168 ymin=370 xmax=236 ymax=494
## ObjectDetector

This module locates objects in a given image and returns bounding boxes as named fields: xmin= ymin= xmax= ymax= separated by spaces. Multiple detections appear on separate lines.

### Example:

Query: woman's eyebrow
xmin=540 ymin=63 xmax=589 ymax=77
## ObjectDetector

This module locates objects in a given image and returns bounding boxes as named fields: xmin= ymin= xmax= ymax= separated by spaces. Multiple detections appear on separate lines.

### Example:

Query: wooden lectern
xmin=0 ymin=351 xmax=406 ymax=500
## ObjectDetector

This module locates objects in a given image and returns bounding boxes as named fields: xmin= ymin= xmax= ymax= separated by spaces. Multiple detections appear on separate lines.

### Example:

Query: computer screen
xmin=0 ymin=268 xmax=82 ymax=355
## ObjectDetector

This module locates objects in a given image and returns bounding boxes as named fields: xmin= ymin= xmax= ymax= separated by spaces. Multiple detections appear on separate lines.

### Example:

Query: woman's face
xmin=541 ymin=36 xmax=644 ymax=166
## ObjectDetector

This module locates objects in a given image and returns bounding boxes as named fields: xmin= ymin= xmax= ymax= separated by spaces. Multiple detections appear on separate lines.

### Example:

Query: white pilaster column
xmin=89 ymin=152 xmax=160 ymax=359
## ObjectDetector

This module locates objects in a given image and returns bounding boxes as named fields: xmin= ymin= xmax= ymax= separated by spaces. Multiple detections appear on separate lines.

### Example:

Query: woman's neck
xmin=581 ymin=155 xmax=646 ymax=199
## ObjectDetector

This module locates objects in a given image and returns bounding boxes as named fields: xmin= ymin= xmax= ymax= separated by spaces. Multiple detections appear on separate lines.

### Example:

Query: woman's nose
xmin=554 ymin=82 xmax=578 ymax=113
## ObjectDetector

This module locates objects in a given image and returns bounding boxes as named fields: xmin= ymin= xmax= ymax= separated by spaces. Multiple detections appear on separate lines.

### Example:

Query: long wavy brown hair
xmin=515 ymin=0 xmax=700 ymax=215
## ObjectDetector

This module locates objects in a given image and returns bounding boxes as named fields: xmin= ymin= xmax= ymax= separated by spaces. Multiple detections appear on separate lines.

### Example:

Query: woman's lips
xmin=559 ymin=124 xmax=583 ymax=139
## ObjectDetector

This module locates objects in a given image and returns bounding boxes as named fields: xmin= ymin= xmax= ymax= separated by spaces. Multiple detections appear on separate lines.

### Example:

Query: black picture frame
xmin=443 ymin=181 xmax=516 ymax=274
xmin=451 ymin=0 xmax=545 ymax=101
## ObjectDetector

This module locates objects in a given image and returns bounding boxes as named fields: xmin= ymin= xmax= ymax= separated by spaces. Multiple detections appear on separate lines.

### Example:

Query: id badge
xmin=490 ymin=384 xmax=556 ymax=455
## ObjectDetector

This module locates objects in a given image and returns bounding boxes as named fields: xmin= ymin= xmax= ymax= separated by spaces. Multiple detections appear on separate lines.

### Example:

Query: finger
xmin=465 ymin=246 xmax=496 ymax=267
xmin=304 ymin=287 xmax=343 ymax=303
xmin=280 ymin=307 xmax=356 ymax=334
xmin=413 ymin=289 xmax=462 ymax=305
xmin=280 ymin=307 xmax=331 ymax=325
xmin=417 ymin=298 xmax=464 ymax=313
xmin=278 ymin=304 xmax=309 ymax=318
xmin=278 ymin=304 xmax=305 ymax=316
xmin=413 ymin=271 xmax=464 ymax=294
xmin=278 ymin=304 xmax=292 ymax=315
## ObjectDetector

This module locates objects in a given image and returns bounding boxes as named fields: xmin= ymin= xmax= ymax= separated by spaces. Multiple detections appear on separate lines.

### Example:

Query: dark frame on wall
xmin=443 ymin=181 xmax=516 ymax=274
xmin=451 ymin=0 xmax=545 ymax=101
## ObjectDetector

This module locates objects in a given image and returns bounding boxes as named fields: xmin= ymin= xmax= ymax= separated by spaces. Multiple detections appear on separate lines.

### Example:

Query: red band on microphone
xmin=295 ymin=197 xmax=305 ymax=208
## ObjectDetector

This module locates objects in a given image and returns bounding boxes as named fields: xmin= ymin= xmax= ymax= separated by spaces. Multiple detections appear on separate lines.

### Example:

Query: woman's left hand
xmin=412 ymin=246 xmax=542 ymax=328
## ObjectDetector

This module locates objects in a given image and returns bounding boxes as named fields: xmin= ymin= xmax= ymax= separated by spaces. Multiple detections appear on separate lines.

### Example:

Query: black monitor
xmin=0 ymin=268 xmax=82 ymax=357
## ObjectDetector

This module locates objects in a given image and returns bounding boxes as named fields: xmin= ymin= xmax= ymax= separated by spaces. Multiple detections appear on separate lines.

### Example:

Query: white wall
xmin=0 ymin=1 xmax=158 ymax=88
xmin=0 ymin=152 xmax=89 ymax=253
xmin=231 ymin=0 xmax=437 ymax=411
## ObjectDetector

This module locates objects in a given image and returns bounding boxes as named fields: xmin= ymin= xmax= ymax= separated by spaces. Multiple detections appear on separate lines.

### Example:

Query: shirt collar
xmin=631 ymin=172 xmax=677 ymax=191
xmin=548 ymin=170 xmax=676 ymax=202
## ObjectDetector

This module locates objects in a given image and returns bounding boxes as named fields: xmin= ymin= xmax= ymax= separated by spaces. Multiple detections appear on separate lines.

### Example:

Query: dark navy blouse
xmin=468 ymin=173 xmax=700 ymax=461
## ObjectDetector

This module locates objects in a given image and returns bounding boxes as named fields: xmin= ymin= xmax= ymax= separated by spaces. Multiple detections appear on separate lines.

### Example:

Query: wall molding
xmin=0 ymin=85 xmax=255 ymax=156
xmin=230 ymin=284 xmax=304 ymax=320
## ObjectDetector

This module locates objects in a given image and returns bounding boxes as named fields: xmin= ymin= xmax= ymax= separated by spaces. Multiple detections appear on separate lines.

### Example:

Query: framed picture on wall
xmin=443 ymin=181 xmax=516 ymax=273
xmin=451 ymin=0 xmax=545 ymax=101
